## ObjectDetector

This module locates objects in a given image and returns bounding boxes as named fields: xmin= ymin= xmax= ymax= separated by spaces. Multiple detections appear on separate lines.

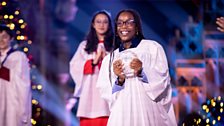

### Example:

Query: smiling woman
xmin=116 ymin=12 xmax=137 ymax=44
xmin=97 ymin=9 xmax=177 ymax=126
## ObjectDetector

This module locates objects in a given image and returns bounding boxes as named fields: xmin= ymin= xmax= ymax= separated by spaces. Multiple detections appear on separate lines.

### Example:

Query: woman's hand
xmin=113 ymin=60 xmax=125 ymax=83
xmin=93 ymin=44 xmax=106 ymax=64
xmin=130 ymin=58 xmax=142 ymax=76
xmin=216 ymin=17 xmax=224 ymax=32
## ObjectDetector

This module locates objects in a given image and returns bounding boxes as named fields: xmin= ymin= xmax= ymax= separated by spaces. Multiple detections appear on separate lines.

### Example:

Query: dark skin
xmin=113 ymin=12 xmax=142 ymax=85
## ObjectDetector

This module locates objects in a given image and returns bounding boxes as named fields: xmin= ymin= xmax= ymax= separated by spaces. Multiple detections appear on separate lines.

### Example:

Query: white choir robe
xmin=70 ymin=41 xmax=110 ymax=118
xmin=97 ymin=40 xmax=177 ymax=126
xmin=0 ymin=50 xmax=31 ymax=126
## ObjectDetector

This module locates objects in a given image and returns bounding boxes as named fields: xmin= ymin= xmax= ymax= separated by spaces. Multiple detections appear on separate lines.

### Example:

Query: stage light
xmin=17 ymin=36 xmax=20 ymax=40
xmin=32 ymin=85 xmax=36 ymax=89
xmin=212 ymin=120 xmax=216 ymax=125
xmin=31 ymin=119 xmax=37 ymax=125
xmin=206 ymin=118 xmax=209 ymax=123
xmin=18 ymin=19 xmax=24 ymax=24
xmin=20 ymin=24 xmax=25 ymax=29
xmin=28 ymin=40 xmax=32 ymax=44
xmin=32 ymin=99 xmax=38 ymax=105
xmin=37 ymin=85 xmax=42 ymax=90
xmin=217 ymin=116 xmax=221 ymax=121
xmin=4 ymin=15 xmax=8 ymax=19
xmin=15 ymin=10 xmax=19 ymax=15
xmin=9 ymin=15 xmax=14 ymax=19
xmin=202 ymin=105 xmax=207 ymax=110
xmin=1 ymin=1 xmax=6 ymax=6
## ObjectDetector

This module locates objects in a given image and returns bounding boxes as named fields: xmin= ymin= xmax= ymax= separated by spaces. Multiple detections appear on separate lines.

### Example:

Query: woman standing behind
xmin=97 ymin=9 xmax=176 ymax=126
xmin=68 ymin=10 xmax=113 ymax=126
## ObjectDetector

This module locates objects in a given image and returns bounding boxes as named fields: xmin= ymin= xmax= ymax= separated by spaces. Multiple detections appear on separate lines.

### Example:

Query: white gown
xmin=97 ymin=40 xmax=177 ymax=126
xmin=0 ymin=48 xmax=31 ymax=126
xmin=70 ymin=41 xmax=110 ymax=118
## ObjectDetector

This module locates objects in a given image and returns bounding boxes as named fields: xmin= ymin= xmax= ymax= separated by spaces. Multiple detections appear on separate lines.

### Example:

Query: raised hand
xmin=113 ymin=59 xmax=125 ymax=82
xmin=130 ymin=58 xmax=142 ymax=76
xmin=93 ymin=44 xmax=106 ymax=64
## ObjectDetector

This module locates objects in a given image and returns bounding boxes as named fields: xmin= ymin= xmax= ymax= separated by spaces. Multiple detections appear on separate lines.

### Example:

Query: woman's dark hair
xmin=84 ymin=10 xmax=113 ymax=54
xmin=0 ymin=25 xmax=14 ymax=38
xmin=109 ymin=9 xmax=145 ymax=84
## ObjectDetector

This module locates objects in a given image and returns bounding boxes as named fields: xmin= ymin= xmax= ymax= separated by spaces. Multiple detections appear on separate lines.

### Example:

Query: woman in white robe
xmin=68 ymin=10 xmax=113 ymax=126
xmin=0 ymin=25 xmax=31 ymax=126
xmin=97 ymin=9 xmax=177 ymax=126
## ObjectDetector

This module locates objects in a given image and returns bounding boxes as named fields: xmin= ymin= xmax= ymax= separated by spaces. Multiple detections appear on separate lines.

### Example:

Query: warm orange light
xmin=23 ymin=47 xmax=29 ymax=52
xmin=9 ymin=15 xmax=14 ymax=19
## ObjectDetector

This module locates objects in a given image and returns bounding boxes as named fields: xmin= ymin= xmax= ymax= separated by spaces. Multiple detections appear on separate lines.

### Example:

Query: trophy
xmin=116 ymin=50 xmax=137 ymax=78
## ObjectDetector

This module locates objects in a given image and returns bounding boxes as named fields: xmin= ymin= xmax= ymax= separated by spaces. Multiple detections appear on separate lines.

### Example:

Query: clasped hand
xmin=113 ymin=58 xmax=142 ymax=79
xmin=93 ymin=44 xmax=106 ymax=64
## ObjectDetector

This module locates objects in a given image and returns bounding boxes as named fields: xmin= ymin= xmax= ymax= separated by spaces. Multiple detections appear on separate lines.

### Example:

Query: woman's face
xmin=117 ymin=12 xmax=136 ymax=43
xmin=93 ymin=14 xmax=109 ymax=36
xmin=0 ymin=31 xmax=12 ymax=51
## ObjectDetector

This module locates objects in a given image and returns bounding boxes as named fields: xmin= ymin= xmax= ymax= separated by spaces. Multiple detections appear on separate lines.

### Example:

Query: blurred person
xmin=97 ymin=9 xmax=177 ymax=126
xmin=216 ymin=17 xmax=224 ymax=32
xmin=67 ymin=10 xmax=113 ymax=126
xmin=0 ymin=25 xmax=31 ymax=126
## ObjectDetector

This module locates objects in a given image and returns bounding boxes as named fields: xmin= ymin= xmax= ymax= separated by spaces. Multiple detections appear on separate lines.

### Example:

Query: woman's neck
xmin=123 ymin=41 xmax=132 ymax=49
xmin=0 ymin=47 xmax=11 ymax=54
xmin=97 ymin=34 xmax=105 ymax=41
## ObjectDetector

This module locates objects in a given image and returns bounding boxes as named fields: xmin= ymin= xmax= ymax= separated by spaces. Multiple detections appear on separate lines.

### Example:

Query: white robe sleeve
xmin=11 ymin=52 xmax=31 ymax=125
xmin=141 ymin=42 xmax=171 ymax=101
xmin=69 ymin=41 xmax=86 ymax=97
xmin=96 ymin=55 xmax=113 ymax=105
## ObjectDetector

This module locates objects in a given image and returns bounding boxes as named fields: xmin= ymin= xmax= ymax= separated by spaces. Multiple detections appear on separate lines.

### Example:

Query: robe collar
xmin=119 ymin=37 xmax=142 ymax=52
xmin=1 ymin=47 xmax=15 ymax=65
xmin=0 ymin=47 xmax=11 ymax=56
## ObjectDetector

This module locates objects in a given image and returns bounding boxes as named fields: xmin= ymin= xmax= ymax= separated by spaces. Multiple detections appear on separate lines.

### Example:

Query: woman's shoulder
xmin=102 ymin=49 xmax=119 ymax=63
xmin=76 ymin=40 xmax=88 ymax=50
xmin=140 ymin=39 xmax=163 ymax=48
xmin=79 ymin=40 xmax=87 ymax=46
xmin=9 ymin=50 xmax=28 ymax=59
xmin=137 ymin=39 xmax=165 ymax=55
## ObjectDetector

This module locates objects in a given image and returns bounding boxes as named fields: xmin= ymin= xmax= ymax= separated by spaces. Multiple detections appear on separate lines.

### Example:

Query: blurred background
xmin=0 ymin=0 xmax=224 ymax=125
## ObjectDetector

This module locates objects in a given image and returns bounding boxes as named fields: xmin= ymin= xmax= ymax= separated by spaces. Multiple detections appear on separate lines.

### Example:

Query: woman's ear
xmin=92 ymin=23 xmax=96 ymax=29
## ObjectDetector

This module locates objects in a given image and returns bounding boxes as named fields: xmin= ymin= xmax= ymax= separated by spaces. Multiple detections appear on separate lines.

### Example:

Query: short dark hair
xmin=0 ymin=24 xmax=15 ymax=38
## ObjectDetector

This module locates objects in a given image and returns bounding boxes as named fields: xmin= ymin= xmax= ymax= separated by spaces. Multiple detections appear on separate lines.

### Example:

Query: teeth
xmin=121 ymin=31 xmax=128 ymax=35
